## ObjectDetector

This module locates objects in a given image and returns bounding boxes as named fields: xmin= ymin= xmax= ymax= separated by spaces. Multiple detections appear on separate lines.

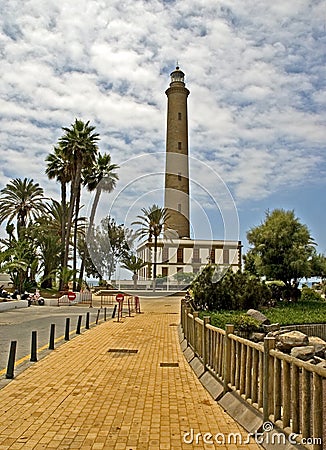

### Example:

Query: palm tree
xmin=83 ymin=152 xmax=119 ymax=233
xmin=132 ymin=204 xmax=170 ymax=285
xmin=78 ymin=153 xmax=119 ymax=288
xmin=0 ymin=178 xmax=46 ymax=238
xmin=121 ymin=253 xmax=147 ymax=289
xmin=59 ymin=119 xmax=99 ymax=289
xmin=45 ymin=145 xmax=72 ymax=286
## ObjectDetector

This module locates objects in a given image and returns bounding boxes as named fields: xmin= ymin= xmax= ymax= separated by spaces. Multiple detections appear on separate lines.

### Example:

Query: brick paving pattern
xmin=0 ymin=297 xmax=261 ymax=449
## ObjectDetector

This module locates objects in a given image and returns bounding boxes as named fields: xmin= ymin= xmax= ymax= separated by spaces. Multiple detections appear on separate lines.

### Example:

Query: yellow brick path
xmin=0 ymin=297 xmax=261 ymax=449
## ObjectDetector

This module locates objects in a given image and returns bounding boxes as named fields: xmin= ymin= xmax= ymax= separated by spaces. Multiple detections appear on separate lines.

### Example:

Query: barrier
xmin=58 ymin=291 xmax=92 ymax=307
xmin=181 ymin=299 xmax=326 ymax=450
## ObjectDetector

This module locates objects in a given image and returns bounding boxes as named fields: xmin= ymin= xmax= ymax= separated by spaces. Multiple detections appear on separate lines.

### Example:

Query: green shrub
xmin=300 ymin=287 xmax=323 ymax=302
xmin=232 ymin=315 xmax=261 ymax=332
xmin=190 ymin=266 xmax=271 ymax=311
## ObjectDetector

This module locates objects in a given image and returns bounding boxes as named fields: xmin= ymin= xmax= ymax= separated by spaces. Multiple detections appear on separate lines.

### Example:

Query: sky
xmin=1 ymin=0 xmax=326 ymax=261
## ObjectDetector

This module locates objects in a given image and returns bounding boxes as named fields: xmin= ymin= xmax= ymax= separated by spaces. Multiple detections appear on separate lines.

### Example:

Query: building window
xmin=178 ymin=203 xmax=181 ymax=212
xmin=178 ymin=172 xmax=182 ymax=181
xmin=223 ymin=249 xmax=229 ymax=264
xmin=177 ymin=267 xmax=183 ymax=273
xmin=177 ymin=248 xmax=183 ymax=263
xmin=178 ymin=142 xmax=182 ymax=150
xmin=193 ymin=267 xmax=200 ymax=274
xmin=162 ymin=247 xmax=169 ymax=262
xmin=210 ymin=249 xmax=215 ymax=263
xmin=162 ymin=267 xmax=168 ymax=277
xmin=192 ymin=248 xmax=200 ymax=263
xmin=178 ymin=112 xmax=182 ymax=120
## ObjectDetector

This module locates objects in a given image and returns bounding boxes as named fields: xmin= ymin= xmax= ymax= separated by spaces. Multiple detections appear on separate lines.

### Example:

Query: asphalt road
xmin=0 ymin=305 xmax=113 ymax=373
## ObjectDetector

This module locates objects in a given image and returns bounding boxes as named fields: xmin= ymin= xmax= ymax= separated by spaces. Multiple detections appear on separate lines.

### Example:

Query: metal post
xmin=112 ymin=304 xmax=117 ymax=318
xmin=30 ymin=331 xmax=37 ymax=362
xmin=96 ymin=309 xmax=100 ymax=324
xmin=86 ymin=312 xmax=90 ymax=329
xmin=76 ymin=315 xmax=82 ymax=334
xmin=65 ymin=318 xmax=70 ymax=340
xmin=6 ymin=341 xmax=17 ymax=379
xmin=49 ymin=324 xmax=55 ymax=350
xmin=104 ymin=307 xmax=107 ymax=321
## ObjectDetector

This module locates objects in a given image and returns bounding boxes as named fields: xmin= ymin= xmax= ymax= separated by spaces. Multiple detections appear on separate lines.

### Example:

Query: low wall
xmin=0 ymin=300 xmax=29 ymax=312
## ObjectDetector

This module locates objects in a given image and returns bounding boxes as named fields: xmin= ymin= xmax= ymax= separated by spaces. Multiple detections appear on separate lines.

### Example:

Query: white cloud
xmin=0 ymin=0 xmax=325 ymax=247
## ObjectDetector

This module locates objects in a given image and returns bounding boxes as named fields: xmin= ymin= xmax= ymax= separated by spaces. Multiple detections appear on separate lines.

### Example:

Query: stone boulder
xmin=250 ymin=332 xmax=266 ymax=343
xmin=291 ymin=346 xmax=315 ymax=361
xmin=276 ymin=330 xmax=309 ymax=352
xmin=247 ymin=309 xmax=270 ymax=325
xmin=263 ymin=323 xmax=280 ymax=333
xmin=308 ymin=336 xmax=326 ymax=358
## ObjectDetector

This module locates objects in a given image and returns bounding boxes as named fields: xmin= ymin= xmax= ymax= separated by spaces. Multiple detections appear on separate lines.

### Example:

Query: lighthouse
xmin=164 ymin=66 xmax=190 ymax=238
xmin=136 ymin=67 xmax=242 ymax=285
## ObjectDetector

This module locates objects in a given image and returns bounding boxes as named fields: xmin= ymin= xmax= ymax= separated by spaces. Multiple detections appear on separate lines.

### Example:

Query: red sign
xmin=116 ymin=293 xmax=124 ymax=302
xmin=68 ymin=291 xmax=76 ymax=301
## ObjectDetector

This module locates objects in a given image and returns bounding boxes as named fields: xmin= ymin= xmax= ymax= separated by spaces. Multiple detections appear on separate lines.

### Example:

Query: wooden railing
xmin=181 ymin=299 xmax=325 ymax=450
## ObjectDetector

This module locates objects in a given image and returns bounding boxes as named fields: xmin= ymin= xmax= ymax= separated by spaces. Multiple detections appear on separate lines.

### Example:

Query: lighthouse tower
xmin=164 ymin=66 xmax=190 ymax=238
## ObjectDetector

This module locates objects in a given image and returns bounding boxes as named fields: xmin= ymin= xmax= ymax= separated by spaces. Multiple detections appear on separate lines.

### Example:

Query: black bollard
xmin=65 ymin=318 xmax=70 ymax=340
xmin=112 ymin=304 xmax=117 ymax=318
xmin=76 ymin=315 xmax=82 ymax=334
xmin=6 ymin=341 xmax=17 ymax=379
xmin=49 ymin=323 xmax=55 ymax=350
xmin=104 ymin=307 xmax=107 ymax=321
xmin=30 ymin=331 xmax=37 ymax=362
xmin=96 ymin=309 xmax=100 ymax=324
xmin=86 ymin=312 xmax=90 ymax=329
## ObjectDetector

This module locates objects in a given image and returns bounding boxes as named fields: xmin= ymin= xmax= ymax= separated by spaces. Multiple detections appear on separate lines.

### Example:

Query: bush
xmin=190 ymin=266 xmax=271 ymax=311
xmin=300 ymin=287 xmax=323 ymax=302
xmin=232 ymin=315 xmax=261 ymax=332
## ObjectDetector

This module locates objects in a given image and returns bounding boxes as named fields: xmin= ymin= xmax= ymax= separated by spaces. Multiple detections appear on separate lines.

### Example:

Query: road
xmin=0 ymin=304 xmax=113 ymax=373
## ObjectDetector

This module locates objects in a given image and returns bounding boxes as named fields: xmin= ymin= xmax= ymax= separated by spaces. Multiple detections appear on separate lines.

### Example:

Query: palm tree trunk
xmin=77 ymin=186 xmax=101 ymax=290
xmin=153 ymin=235 xmax=158 ymax=291
xmin=72 ymin=184 xmax=81 ymax=291
xmin=59 ymin=180 xmax=67 ymax=291
xmin=63 ymin=159 xmax=82 ymax=278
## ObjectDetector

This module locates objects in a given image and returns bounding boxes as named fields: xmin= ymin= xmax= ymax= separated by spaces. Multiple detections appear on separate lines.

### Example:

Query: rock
xmin=308 ymin=336 xmax=326 ymax=358
xmin=276 ymin=330 xmax=309 ymax=352
xmin=263 ymin=323 xmax=280 ymax=333
xmin=247 ymin=309 xmax=270 ymax=325
xmin=250 ymin=332 xmax=266 ymax=343
xmin=291 ymin=346 xmax=315 ymax=361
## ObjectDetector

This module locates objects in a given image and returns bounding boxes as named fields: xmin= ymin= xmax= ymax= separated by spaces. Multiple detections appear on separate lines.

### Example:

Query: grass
xmin=200 ymin=299 xmax=326 ymax=329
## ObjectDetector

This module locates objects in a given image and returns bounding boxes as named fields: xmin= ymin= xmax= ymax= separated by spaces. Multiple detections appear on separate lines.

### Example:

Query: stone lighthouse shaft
xmin=164 ymin=66 xmax=190 ymax=239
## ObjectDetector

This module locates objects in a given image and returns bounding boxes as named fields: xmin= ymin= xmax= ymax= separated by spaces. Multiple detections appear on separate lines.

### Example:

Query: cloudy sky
xmin=1 ymin=0 xmax=325 ymax=255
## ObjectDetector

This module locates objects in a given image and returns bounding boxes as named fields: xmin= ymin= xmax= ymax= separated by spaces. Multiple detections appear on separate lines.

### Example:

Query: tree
xmin=83 ymin=152 xmax=119 ymax=233
xmin=59 ymin=119 xmax=99 ymax=289
xmin=86 ymin=216 xmax=133 ymax=282
xmin=0 ymin=178 xmax=46 ymax=238
xmin=0 ymin=236 xmax=39 ymax=293
xmin=246 ymin=209 xmax=316 ymax=290
xmin=78 ymin=152 xmax=119 ymax=288
xmin=132 ymin=204 xmax=169 ymax=284
xmin=45 ymin=144 xmax=72 ymax=282
xmin=120 ymin=253 xmax=147 ymax=289
xmin=190 ymin=265 xmax=271 ymax=311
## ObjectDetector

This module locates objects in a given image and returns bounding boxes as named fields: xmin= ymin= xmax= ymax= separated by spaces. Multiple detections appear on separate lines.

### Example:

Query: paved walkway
xmin=0 ymin=297 xmax=261 ymax=449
